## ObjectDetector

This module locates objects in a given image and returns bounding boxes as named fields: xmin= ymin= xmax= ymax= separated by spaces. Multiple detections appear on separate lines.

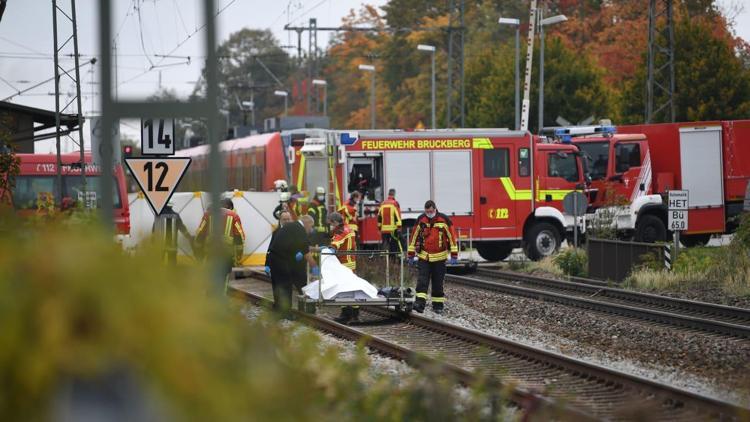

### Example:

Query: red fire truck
xmin=563 ymin=121 xmax=750 ymax=245
xmin=11 ymin=152 xmax=131 ymax=234
xmin=298 ymin=129 xmax=589 ymax=261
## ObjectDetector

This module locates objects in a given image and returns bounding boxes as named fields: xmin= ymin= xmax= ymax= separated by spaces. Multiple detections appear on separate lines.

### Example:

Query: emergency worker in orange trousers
xmin=377 ymin=188 xmax=402 ymax=254
xmin=328 ymin=212 xmax=360 ymax=324
xmin=338 ymin=191 xmax=361 ymax=241
xmin=407 ymin=200 xmax=458 ymax=314
xmin=195 ymin=197 xmax=246 ymax=277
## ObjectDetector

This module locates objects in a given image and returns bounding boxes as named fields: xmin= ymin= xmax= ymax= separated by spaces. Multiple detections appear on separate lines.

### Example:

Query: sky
xmin=0 ymin=0 xmax=748 ymax=152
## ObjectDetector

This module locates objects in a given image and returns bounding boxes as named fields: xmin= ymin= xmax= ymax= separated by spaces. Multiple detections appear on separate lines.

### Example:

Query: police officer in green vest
xmin=307 ymin=186 xmax=328 ymax=245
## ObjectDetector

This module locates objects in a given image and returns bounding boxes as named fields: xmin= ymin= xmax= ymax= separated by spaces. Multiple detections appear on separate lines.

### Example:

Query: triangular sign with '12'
xmin=125 ymin=157 xmax=191 ymax=216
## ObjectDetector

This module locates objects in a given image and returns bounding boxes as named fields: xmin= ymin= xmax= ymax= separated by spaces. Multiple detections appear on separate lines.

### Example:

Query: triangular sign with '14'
xmin=125 ymin=157 xmax=191 ymax=215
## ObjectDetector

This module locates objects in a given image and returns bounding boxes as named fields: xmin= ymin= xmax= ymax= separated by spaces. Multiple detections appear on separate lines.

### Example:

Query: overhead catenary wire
xmin=118 ymin=0 xmax=238 ymax=87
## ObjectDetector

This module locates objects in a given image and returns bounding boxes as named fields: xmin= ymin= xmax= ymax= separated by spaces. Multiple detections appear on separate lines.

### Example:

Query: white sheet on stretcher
xmin=302 ymin=247 xmax=379 ymax=300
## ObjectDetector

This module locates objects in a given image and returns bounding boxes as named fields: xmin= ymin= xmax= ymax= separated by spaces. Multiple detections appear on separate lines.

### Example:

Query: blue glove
xmin=295 ymin=251 xmax=304 ymax=262
xmin=264 ymin=266 xmax=271 ymax=276
xmin=448 ymin=257 xmax=458 ymax=266
xmin=311 ymin=266 xmax=320 ymax=277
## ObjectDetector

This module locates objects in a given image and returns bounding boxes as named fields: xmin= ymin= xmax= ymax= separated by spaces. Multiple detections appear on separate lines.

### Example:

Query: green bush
xmin=553 ymin=248 xmax=588 ymax=277
xmin=0 ymin=213 xmax=524 ymax=420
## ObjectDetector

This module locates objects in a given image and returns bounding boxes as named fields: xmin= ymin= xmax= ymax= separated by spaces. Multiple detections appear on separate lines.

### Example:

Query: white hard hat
xmin=280 ymin=192 xmax=291 ymax=201
xmin=315 ymin=186 xmax=325 ymax=195
xmin=274 ymin=179 xmax=288 ymax=189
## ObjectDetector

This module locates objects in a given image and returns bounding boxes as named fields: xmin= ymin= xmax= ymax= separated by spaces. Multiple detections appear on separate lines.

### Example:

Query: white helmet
xmin=315 ymin=186 xmax=325 ymax=195
xmin=274 ymin=179 xmax=288 ymax=191
xmin=280 ymin=192 xmax=291 ymax=202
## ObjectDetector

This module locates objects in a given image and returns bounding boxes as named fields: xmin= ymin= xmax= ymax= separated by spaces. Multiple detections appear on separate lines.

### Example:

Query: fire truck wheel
xmin=634 ymin=214 xmax=666 ymax=243
xmin=525 ymin=222 xmax=561 ymax=261
xmin=476 ymin=242 xmax=513 ymax=262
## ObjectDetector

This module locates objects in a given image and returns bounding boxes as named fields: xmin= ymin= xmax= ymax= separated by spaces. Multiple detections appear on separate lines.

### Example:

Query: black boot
xmin=413 ymin=298 xmax=426 ymax=314
xmin=432 ymin=302 xmax=444 ymax=315
xmin=334 ymin=307 xmax=352 ymax=324
xmin=350 ymin=307 xmax=360 ymax=323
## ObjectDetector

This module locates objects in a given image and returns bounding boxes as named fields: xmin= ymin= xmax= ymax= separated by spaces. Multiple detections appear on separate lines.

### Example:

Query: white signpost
xmin=668 ymin=190 xmax=689 ymax=262
xmin=141 ymin=118 xmax=176 ymax=156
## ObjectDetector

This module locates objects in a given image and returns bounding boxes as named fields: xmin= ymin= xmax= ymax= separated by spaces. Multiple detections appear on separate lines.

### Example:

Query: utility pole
xmin=52 ymin=0 xmax=87 ymax=205
xmin=445 ymin=0 xmax=465 ymax=127
xmin=646 ymin=0 xmax=675 ymax=123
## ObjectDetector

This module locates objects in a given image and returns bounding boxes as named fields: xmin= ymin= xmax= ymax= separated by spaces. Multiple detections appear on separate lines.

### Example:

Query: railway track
xmin=443 ymin=268 xmax=750 ymax=339
xmin=228 ymin=274 xmax=748 ymax=421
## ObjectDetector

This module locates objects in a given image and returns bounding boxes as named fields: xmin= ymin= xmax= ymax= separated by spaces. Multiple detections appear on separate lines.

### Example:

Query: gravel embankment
xmin=240 ymin=303 xmax=519 ymax=420
xmin=425 ymin=283 xmax=750 ymax=406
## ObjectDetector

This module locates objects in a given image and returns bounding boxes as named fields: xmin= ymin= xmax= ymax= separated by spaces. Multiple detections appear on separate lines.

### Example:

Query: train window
xmin=12 ymin=176 xmax=57 ymax=209
xmin=615 ymin=143 xmax=641 ymax=173
xmin=518 ymin=148 xmax=530 ymax=177
xmin=548 ymin=152 xmax=579 ymax=182
xmin=483 ymin=149 xmax=510 ymax=178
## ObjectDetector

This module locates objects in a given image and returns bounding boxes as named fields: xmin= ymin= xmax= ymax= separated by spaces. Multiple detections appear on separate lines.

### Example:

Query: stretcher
xmin=297 ymin=248 xmax=415 ymax=314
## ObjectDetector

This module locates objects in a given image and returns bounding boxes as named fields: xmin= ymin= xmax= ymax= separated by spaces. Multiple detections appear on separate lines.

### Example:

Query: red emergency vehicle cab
xmin=300 ymin=129 xmax=588 ymax=261
xmin=11 ymin=153 xmax=130 ymax=234
xmin=564 ymin=121 xmax=750 ymax=245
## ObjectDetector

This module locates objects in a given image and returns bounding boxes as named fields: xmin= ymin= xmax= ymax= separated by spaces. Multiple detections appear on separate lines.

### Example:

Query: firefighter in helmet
xmin=407 ymin=200 xmax=458 ymax=314
xmin=328 ymin=211 xmax=359 ymax=323
xmin=306 ymin=186 xmax=328 ymax=245
xmin=195 ymin=197 xmax=246 ymax=276
xmin=273 ymin=192 xmax=298 ymax=221
xmin=338 ymin=191 xmax=361 ymax=239
xmin=377 ymin=188 xmax=403 ymax=253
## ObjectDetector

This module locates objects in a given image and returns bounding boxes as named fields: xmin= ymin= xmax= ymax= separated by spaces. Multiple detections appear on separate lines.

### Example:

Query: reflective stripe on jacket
xmin=307 ymin=200 xmax=328 ymax=233
xmin=377 ymin=197 xmax=402 ymax=233
xmin=407 ymin=212 xmax=458 ymax=262
xmin=338 ymin=202 xmax=358 ymax=232
xmin=330 ymin=225 xmax=356 ymax=270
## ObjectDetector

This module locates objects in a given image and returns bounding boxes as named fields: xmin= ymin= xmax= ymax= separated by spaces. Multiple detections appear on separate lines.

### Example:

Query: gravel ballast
xmin=429 ymin=283 xmax=750 ymax=406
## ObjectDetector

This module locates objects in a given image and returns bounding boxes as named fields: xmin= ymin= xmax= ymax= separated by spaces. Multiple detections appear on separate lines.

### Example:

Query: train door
xmin=479 ymin=145 xmax=518 ymax=237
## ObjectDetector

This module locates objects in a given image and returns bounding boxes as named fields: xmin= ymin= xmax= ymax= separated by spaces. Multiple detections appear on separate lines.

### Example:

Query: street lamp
xmin=312 ymin=79 xmax=327 ymax=116
xmin=538 ymin=13 xmax=567 ymax=133
xmin=498 ymin=17 xmax=521 ymax=131
xmin=274 ymin=90 xmax=288 ymax=117
xmin=358 ymin=64 xmax=376 ymax=129
xmin=241 ymin=100 xmax=255 ymax=128
xmin=417 ymin=44 xmax=436 ymax=129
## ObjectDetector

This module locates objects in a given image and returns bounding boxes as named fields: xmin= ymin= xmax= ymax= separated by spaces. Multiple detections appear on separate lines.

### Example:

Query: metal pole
xmin=284 ymin=95 xmax=288 ymax=117
xmin=70 ymin=0 xmax=87 ymax=200
xmin=52 ymin=0 xmax=63 ymax=206
xmin=538 ymin=11 xmax=545 ymax=134
xmin=204 ymin=0 xmax=225 ymax=292
xmin=674 ymin=231 xmax=680 ymax=262
xmin=98 ymin=0 xmax=113 ymax=229
xmin=323 ymin=84 xmax=327 ymax=116
xmin=514 ymin=27 xmax=520 ymax=130
xmin=370 ymin=71 xmax=376 ymax=129
xmin=430 ymin=51 xmax=436 ymax=129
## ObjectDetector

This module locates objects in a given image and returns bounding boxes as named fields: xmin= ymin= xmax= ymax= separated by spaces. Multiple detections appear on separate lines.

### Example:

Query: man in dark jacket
xmin=266 ymin=214 xmax=318 ymax=317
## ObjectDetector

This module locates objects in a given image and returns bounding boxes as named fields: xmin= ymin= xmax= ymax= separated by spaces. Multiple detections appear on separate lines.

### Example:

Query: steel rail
xmin=450 ymin=269 xmax=750 ymax=339
xmin=227 ymin=282 xmax=588 ymax=421
xmin=228 ymin=277 xmax=748 ymax=420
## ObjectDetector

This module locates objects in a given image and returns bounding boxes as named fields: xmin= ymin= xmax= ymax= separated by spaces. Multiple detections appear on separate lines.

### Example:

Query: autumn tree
xmin=620 ymin=15 xmax=750 ymax=123
xmin=194 ymin=29 xmax=290 ymax=130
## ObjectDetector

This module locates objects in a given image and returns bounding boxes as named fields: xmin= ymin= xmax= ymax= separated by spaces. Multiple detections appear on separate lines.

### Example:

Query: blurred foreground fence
xmin=587 ymin=238 xmax=664 ymax=281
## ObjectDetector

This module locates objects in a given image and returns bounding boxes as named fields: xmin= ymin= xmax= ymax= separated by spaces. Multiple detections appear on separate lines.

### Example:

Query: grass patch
xmin=625 ymin=244 xmax=750 ymax=298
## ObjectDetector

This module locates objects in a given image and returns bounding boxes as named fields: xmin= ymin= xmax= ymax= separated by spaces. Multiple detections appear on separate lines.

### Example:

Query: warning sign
xmin=125 ymin=157 xmax=191 ymax=215
xmin=668 ymin=190 xmax=688 ymax=231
